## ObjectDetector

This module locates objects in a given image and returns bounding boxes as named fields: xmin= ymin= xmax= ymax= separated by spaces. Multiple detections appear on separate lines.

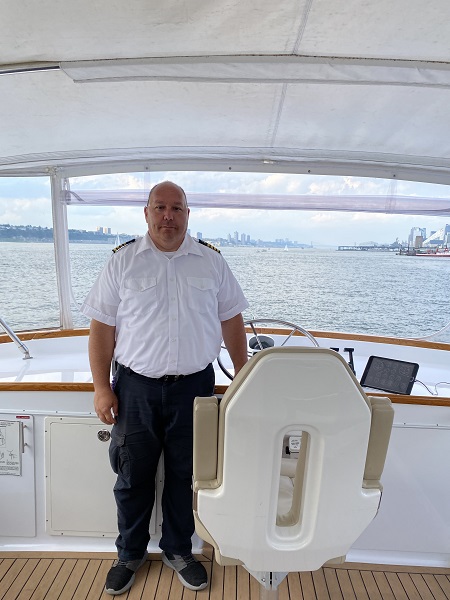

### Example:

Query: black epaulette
xmin=112 ymin=239 xmax=136 ymax=253
xmin=197 ymin=238 xmax=221 ymax=253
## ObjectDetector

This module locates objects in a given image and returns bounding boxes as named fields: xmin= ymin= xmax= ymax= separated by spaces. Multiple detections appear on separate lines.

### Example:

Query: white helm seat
xmin=193 ymin=347 xmax=393 ymax=575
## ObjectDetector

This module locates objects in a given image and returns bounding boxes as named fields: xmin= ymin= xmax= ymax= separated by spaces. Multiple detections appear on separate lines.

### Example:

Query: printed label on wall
xmin=0 ymin=420 xmax=22 ymax=475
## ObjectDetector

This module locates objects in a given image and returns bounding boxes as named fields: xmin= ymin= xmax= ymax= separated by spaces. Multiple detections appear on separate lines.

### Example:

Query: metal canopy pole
xmin=51 ymin=171 xmax=74 ymax=329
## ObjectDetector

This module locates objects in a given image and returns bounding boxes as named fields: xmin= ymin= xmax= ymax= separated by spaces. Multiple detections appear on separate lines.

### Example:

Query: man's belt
xmin=118 ymin=364 xmax=186 ymax=382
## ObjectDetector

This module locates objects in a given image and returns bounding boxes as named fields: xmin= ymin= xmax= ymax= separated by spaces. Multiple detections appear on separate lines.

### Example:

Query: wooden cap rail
xmin=1 ymin=328 xmax=450 ymax=407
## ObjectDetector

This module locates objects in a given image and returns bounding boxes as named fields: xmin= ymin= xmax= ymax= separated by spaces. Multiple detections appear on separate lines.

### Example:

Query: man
xmin=80 ymin=181 xmax=248 ymax=595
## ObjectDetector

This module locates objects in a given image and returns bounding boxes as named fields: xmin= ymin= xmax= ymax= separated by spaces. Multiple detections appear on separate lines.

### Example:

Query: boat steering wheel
xmin=218 ymin=318 xmax=320 ymax=380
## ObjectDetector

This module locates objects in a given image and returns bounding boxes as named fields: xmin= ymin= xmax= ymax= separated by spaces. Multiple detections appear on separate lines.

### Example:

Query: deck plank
xmin=236 ymin=565 xmax=250 ymax=600
xmin=29 ymin=558 xmax=65 ymax=600
xmin=324 ymin=567 xmax=344 ymax=600
xmin=312 ymin=568 xmax=331 ymax=600
xmin=58 ymin=559 xmax=90 ymax=600
xmin=72 ymin=559 xmax=102 ymax=600
xmin=152 ymin=560 xmax=172 ymax=600
xmin=421 ymin=574 xmax=449 ymax=600
xmin=286 ymin=573 xmax=304 ymax=600
xmin=434 ymin=575 xmax=450 ymax=598
xmin=2 ymin=559 xmax=40 ymax=600
xmin=223 ymin=564 xmax=237 ymax=600
xmin=348 ymin=569 xmax=370 ymax=600
xmin=372 ymin=572 xmax=395 ymax=600
xmin=336 ymin=568 xmax=357 ymax=599
xmin=359 ymin=571 xmax=383 ymax=600
xmin=396 ymin=573 xmax=424 ymax=600
xmin=14 ymin=559 xmax=52 ymax=600
xmin=86 ymin=559 xmax=112 ymax=600
xmin=0 ymin=559 xmax=28 ymax=600
xmin=300 ymin=571 xmax=318 ymax=599
xmin=209 ymin=560 xmax=225 ymax=600
xmin=0 ymin=559 xmax=15 ymax=583
xmin=385 ymin=572 xmax=409 ymax=600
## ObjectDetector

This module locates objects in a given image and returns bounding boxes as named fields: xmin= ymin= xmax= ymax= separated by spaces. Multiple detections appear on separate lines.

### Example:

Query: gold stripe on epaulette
xmin=197 ymin=238 xmax=221 ymax=253
xmin=112 ymin=238 xmax=136 ymax=253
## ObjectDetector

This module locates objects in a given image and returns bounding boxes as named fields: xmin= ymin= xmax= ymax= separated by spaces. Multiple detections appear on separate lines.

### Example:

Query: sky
xmin=1 ymin=170 xmax=449 ymax=247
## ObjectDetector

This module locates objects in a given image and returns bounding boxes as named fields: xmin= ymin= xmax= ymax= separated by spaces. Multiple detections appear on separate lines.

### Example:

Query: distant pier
xmin=337 ymin=245 xmax=398 ymax=252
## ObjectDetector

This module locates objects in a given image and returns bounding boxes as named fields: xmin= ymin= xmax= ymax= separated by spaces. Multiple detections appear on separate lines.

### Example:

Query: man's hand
xmin=221 ymin=313 xmax=248 ymax=376
xmin=88 ymin=319 xmax=117 ymax=424
xmin=94 ymin=388 xmax=118 ymax=425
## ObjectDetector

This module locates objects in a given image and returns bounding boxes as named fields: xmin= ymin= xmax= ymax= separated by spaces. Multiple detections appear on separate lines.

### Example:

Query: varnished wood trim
xmin=0 ymin=328 xmax=89 ymax=344
xmin=0 ymin=382 xmax=94 ymax=392
xmin=2 ymin=327 xmax=450 ymax=352
xmin=247 ymin=327 xmax=450 ymax=352
xmin=1 ymin=383 xmax=450 ymax=407
xmin=1 ymin=328 xmax=450 ymax=407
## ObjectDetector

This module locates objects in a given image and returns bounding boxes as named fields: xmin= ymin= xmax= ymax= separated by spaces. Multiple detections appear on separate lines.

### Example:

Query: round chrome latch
xmin=97 ymin=429 xmax=111 ymax=442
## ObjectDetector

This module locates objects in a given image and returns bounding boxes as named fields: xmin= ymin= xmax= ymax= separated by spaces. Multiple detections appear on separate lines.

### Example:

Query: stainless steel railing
xmin=0 ymin=316 xmax=33 ymax=359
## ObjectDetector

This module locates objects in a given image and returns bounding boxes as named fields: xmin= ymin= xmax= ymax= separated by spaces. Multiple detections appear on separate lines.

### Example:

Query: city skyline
xmin=6 ymin=222 xmax=450 ymax=249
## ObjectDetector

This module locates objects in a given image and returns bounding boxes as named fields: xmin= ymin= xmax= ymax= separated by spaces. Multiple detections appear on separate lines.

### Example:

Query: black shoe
xmin=105 ymin=552 xmax=148 ymax=595
xmin=162 ymin=551 xmax=208 ymax=591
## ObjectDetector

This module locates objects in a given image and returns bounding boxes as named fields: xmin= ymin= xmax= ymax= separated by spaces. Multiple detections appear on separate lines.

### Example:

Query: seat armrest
xmin=193 ymin=396 xmax=219 ymax=490
xmin=364 ymin=396 xmax=394 ymax=488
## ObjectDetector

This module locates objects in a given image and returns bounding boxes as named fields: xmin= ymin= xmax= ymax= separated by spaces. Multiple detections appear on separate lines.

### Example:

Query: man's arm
xmin=221 ymin=313 xmax=248 ymax=376
xmin=89 ymin=319 xmax=118 ymax=425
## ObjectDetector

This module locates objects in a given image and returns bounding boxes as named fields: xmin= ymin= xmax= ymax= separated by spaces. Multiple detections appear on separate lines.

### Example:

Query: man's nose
xmin=163 ymin=209 xmax=174 ymax=220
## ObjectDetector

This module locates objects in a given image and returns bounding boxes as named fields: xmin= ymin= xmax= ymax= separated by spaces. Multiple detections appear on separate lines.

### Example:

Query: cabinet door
xmin=45 ymin=417 xmax=158 ymax=537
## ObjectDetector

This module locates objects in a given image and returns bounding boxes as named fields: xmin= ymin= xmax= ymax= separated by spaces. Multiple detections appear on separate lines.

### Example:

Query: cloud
xmin=0 ymin=196 xmax=52 ymax=227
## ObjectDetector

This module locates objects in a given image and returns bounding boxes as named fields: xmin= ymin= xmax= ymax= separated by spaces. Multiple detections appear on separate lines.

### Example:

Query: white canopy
xmin=2 ymin=0 xmax=450 ymax=186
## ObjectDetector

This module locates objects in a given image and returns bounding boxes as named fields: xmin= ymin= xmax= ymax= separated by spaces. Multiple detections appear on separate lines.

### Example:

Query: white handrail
xmin=0 ymin=316 xmax=32 ymax=359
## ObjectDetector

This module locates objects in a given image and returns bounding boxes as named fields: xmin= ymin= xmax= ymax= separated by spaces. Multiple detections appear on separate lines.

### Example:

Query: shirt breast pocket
xmin=122 ymin=277 xmax=158 ymax=310
xmin=187 ymin=277 xmax=217 ymax=314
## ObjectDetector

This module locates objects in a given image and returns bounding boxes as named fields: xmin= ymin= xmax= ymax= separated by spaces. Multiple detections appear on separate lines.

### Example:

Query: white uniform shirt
xmin=80 ymin=233 xmax=249 ymax=377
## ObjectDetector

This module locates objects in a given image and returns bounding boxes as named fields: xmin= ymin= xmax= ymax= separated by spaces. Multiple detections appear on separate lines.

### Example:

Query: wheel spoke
xmin=217 ymin=318 xmax=319 ymax=380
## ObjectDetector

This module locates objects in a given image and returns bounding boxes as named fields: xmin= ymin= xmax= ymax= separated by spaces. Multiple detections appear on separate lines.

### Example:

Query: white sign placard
xmin=0 ymin=420 xmax=22 ymax=475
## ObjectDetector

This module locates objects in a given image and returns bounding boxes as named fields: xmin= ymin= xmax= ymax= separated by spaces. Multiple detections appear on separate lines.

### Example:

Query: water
xmin=1 ymin=242 xmax=450 ymax=340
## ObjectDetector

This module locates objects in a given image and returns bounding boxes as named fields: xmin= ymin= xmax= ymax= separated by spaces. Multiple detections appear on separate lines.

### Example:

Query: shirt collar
xmin=135 ymin=232 xmax=202 ymax=257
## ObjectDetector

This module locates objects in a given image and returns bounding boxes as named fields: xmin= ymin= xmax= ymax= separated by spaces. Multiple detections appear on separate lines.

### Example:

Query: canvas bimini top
xmin=2 ymin=0 xmax=450 ymax=193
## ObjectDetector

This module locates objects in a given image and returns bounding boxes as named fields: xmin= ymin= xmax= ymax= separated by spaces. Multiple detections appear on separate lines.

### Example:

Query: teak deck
xmin=1 ymin=547 xmax=449 ymax=600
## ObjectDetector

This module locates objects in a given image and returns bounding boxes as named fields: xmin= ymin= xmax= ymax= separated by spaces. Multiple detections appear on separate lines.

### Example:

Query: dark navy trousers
xmin=109 ymin=363 xmax=215 ymax=561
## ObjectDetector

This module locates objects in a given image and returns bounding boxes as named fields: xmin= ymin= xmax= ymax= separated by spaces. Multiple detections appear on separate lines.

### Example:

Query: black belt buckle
xmin=162 ymin=374 xmax=184 ymax=382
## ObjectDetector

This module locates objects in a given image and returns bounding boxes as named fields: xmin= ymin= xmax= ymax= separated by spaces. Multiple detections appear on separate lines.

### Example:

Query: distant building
xmin=423 ymin=224 xmax=450 ymax=247
xmin=197 ymin=231 xmax=203 ymax=240
xmin=408 ymin=227 xmax=426 ymax=248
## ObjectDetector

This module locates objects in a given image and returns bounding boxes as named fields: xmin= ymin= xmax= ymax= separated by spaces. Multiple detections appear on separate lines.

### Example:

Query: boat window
xmin=67 ymin=171 xmax=450 ymax=340
xmin=0 ymin=177 xmax=60 ymax=330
